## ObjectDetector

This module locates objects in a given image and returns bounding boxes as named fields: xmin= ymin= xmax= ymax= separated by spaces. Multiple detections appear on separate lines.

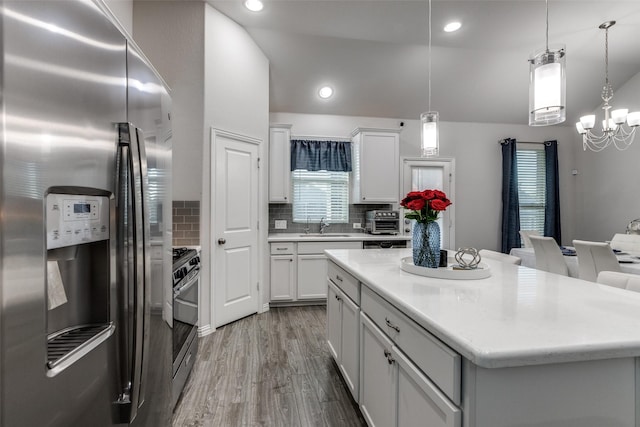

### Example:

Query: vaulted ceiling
xmin=210 ymin=0 xmax=640 ymax=126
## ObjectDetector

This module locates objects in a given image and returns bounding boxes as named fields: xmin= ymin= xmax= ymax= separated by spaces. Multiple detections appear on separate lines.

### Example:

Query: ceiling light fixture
xmin=244 ymin=0 xmax=263 ymax=12
xmin=576 ymin=21 xmax=640 ymax=151
xmin=528 ymin=0 xmax=566 ymax=126
xmin=421 ymin=0 xmax=438 ymax=157
xmin=318 ymin=86 xmax=333 ymax=99
xmin=443 ymin=22 xmax=461 ymax=33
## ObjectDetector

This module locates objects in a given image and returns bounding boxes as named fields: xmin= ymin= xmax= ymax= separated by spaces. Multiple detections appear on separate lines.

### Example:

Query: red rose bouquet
xmin=400 ymin=189 xmax=452 ymax=223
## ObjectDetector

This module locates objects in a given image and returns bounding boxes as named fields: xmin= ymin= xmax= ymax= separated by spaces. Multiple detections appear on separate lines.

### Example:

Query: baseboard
xmin=198 ymin=324 xmax=214 ymax=337
xmin=261 ymin=302 xmax=270 ymax=313
xmin=269 ymin=299 xmax=327 ymax=308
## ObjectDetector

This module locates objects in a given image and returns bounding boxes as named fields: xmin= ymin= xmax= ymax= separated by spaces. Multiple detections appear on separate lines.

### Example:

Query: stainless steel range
xmin=171 ymin=247 xmax=200 ymax=408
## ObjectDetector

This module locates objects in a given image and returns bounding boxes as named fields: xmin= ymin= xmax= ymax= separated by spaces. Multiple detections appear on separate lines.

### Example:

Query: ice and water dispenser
xmin=45 ymin=191 xmax=114 ymax=376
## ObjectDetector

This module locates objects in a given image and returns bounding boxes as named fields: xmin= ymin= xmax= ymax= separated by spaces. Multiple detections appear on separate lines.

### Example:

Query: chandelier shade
xmin=576 ymin=21 xmax=640 ymax=152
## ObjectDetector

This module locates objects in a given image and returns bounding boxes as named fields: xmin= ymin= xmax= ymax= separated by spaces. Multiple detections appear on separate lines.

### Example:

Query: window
xmin=517 ymin=147 xmax=546 ymax=235
xmin=292 ymin=170 xmax=349 ymax=223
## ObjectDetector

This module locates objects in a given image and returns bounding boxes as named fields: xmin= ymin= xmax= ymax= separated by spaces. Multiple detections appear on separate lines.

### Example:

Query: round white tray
xmin=400 ymin=257 xmax=491 ymax=280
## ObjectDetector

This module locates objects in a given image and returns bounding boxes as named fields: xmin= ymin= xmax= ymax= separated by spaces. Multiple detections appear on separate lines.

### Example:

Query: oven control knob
xmin=189 ymin=257 xmax=199 ymax=266
xmin=175 ymin=270 xmax=184 ymax=280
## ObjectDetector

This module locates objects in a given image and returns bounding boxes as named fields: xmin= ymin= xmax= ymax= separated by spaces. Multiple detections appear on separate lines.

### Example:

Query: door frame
xmin=209 ymin=128 xmax=262 ymax=329
xmin=401 ymin=157 xmax=456 ymax=250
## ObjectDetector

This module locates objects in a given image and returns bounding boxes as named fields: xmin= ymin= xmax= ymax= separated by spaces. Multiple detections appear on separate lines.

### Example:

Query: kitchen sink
xmin=298 ymin=233 xmax=353 ymax=238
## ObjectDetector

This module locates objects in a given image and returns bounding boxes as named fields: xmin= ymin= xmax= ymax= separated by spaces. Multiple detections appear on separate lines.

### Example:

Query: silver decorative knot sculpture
xmin=455 ymin=248 xmax=481 ymax=270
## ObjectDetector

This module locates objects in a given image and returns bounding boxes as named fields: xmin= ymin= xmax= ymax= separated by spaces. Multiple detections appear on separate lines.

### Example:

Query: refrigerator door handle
xmin=114 ymin=123 xmax=150 ymax=423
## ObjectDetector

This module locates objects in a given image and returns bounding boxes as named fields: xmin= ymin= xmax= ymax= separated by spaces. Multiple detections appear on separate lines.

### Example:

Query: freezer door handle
xmin=115 ymin=123 xmax=151 ymax=423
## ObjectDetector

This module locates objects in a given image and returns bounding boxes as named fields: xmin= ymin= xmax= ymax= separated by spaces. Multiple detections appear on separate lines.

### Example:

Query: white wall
xmin=103 ymin=0 xmax=133 ymax=35
xmin=271 ymin=112 xmax=577 ymax=251
xmin=202 ymin=5 xmax=270 ymax=319
xmin=573 ymin=71 xmax=640 ymax=242
xmin=133 ymin=2 xmax=205 ymax=201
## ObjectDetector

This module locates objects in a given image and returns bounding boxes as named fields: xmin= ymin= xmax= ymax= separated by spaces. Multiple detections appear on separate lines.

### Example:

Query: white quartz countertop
xmin=325 ymin=248 xmax=640 ymax=369
xmin=268 ymin=233 xmax=411 ymax=242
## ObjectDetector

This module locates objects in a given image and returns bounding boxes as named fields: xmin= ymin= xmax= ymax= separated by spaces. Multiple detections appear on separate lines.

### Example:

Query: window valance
xmin=290 ymin=139 xmax=352 ymax=172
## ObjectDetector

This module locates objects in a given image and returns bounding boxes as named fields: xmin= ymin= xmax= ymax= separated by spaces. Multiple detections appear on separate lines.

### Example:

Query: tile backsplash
xmin=269 ymin=203 xmax=392 ymax=234
xmin=173 ymin=201 xmax=200 ymax=246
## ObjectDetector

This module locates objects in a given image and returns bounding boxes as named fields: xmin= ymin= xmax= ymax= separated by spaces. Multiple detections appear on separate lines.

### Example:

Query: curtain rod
xmin=498 ymin=139 xmax=551 ymax=145
xmin=291 ymin=135 xmax=351 ymax=142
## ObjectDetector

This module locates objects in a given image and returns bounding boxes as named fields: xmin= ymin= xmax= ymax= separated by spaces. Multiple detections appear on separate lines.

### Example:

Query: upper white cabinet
xmin=351 ymin=128 xmax=400 ymax=203
xmin=269 ymin=124 xmax=292 ymax=203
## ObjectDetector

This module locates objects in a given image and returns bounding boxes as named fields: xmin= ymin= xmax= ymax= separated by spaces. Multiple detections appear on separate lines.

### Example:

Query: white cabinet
xmin=297 ymin=241 xmax=361 ymax=301
xmin=327 ymin=261 xmax=361 ymax=401
xmin=359 ymin=312 xmax=461 ymax=427
xmin=269 ymin=124 xmax=292 ymax=203
xmin=360 ymin=313 xmax=395 ymax=427
xmin=270 ymin=240 xmax=361 ymax=303
xmin=351 ymin=128 xmax=400 ymax=203
xmin=270 ymin=242 xmax=296 ymax=300
xmin=297 ymin=254 xmax=327 ymax=299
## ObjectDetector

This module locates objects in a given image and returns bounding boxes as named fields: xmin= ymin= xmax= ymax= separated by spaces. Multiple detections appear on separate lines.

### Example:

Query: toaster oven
xmin=365 ymin=210 xmax=400 ymax=235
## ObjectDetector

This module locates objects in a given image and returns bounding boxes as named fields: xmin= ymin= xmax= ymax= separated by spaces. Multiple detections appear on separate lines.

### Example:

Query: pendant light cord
xmin=545 ymin=0 xmax=549 ymax=52
xmin=428 ymin=0 xmax=432 ymax=112
xmin=604 ymin=26 xmax=609 ymax=87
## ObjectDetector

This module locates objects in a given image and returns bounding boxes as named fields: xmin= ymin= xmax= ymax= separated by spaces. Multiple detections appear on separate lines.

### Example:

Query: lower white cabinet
xmin=297 ymin=254 xmax=327 ymax=299
xmin=359 ymin=312 xmax=461 ymax=427
xmin=270 ymin=255 xmax=295 ymax=301
xmin=327 ymin=279 xmax=360 ymax=400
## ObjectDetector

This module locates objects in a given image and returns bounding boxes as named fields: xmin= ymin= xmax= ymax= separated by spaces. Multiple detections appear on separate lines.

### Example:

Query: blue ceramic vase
xmin=413 ymin=221 xmax=440 ymax=268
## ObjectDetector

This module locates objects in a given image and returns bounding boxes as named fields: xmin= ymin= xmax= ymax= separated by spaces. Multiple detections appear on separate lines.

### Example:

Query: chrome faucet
xmin=319 ymin=217 xmax=330 ymax=234
xmin=303 ymin=216 xmax=310 ymax=234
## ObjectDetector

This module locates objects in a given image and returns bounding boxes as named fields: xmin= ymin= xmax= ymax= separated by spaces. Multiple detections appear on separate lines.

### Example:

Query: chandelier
xmin=420 ymin=0 xmax=438 ymax=157
xmin=528 ymin=0 xmax=566 ymax=127
xmin=576 ymin=21 xmax=640 ymax=151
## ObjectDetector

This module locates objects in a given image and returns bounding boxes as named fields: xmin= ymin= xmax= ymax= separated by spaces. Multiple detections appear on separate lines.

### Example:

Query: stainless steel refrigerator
xmin=0 ymin=1 xmax=173 ymax=426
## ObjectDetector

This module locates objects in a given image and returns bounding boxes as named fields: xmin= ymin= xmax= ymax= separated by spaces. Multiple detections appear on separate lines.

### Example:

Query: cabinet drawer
xmin=298 ymin=241 xmax=361 ymax=255
xmin=361 ymin=286 xmax=461 ymax=405
xmin=270 ymin=242 xmax=295 ymax=255
xmin=328 ymin=261 xmax=360 ymax=305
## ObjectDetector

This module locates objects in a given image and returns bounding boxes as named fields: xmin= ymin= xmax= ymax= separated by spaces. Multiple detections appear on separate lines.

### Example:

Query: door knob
xmin=218 ymin=238 xmax=226 ymax=245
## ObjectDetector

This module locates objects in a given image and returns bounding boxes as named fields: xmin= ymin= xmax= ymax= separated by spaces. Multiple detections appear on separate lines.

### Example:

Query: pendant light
xmin=421 ymin=0 xmax=438 ymax=156
xmin=528 ymin=0 xmax=566 ymax=126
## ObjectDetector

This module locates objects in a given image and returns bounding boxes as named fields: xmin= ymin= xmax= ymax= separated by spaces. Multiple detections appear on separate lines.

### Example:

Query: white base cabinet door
xmin=360 ymin=313 xmax=461 ymax=427
xmin=360 ymin=313 xmax=396 ymax=427
xmin=339 ymin=287 xmax=359 ymax=400
xmin=270 ymin=255 xmax=295 ymax=301
xmin=394 ymin=347 xmax=461 ymax=427
xmin=326 ymin=281 xmax=342 ymax=360
xmin=297 ymin=254 xmax=327 ymax=299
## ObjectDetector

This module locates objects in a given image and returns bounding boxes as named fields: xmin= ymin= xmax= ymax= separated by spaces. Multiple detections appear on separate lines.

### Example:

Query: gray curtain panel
xmin=544 ymin=140 xmax=562 ymax=244
xmin=501 ymin=138 xmax=521 ymax=253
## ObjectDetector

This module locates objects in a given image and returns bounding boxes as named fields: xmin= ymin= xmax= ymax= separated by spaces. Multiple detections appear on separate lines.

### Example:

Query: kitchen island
xmin=325 ymin=248 xmax=640 ymax=427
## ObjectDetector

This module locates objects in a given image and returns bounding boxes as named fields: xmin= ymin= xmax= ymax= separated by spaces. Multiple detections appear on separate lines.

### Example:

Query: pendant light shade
xmin=528 ymin=0 xmax=566 ymax=127
xmin=421 ymin=112 xmax=439 ymax=157
xmin=529 ymin=47 xmax=566 ymax=126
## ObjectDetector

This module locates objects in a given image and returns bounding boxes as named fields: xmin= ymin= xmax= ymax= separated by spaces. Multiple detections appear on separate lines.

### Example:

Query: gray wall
xmin=573 ymin=71 xmax=640 ymax=242
xmin=271 ymin=112 xmax=577 ymax=251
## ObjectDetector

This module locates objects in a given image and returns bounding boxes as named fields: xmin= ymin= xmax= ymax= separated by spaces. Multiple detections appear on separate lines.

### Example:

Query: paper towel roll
xmin=47 ymin=260 xmax=67 ymax=310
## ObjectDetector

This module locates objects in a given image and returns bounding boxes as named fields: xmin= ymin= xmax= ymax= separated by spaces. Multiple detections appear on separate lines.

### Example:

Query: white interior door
xmin=212 ymin=129 xmax=260 ymax=328
xmin=402 ymin=158 xmax=455 ymax=249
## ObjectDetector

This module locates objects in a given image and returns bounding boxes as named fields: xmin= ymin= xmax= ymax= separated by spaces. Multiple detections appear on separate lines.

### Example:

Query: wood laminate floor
xmin=172 ymin=306 xmax=367 ymax=427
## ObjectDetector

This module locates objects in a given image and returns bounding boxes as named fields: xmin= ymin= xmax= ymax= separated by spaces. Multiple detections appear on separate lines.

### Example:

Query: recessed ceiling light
xmin=244 ymin=0 xmax=263 ymax=12
xmin=318 ymin=86 xmax=333 ymax=99
xmin=444 ymin=21 xmax=462 ymax=32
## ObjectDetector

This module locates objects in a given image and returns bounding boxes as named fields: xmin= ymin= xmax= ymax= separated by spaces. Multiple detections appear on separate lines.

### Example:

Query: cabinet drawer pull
xmin=385 ymin=317 xmax=400 ymax=333
xmin=276 ymin=247 xmax=288 ymax=251
xmin=335 ymin=275 xmax=343 ymax=282
xmin=383 ymin=348 xmax=395 ymax=365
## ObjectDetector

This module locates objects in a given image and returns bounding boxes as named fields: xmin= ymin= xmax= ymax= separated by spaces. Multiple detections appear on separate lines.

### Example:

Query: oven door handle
xmin=174 ymin=269 xmax=199 ymax=298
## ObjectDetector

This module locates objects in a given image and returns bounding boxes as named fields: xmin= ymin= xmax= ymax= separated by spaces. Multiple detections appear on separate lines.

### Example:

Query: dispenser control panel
xmin=46 ymin=193 xmax=109 ymax=249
